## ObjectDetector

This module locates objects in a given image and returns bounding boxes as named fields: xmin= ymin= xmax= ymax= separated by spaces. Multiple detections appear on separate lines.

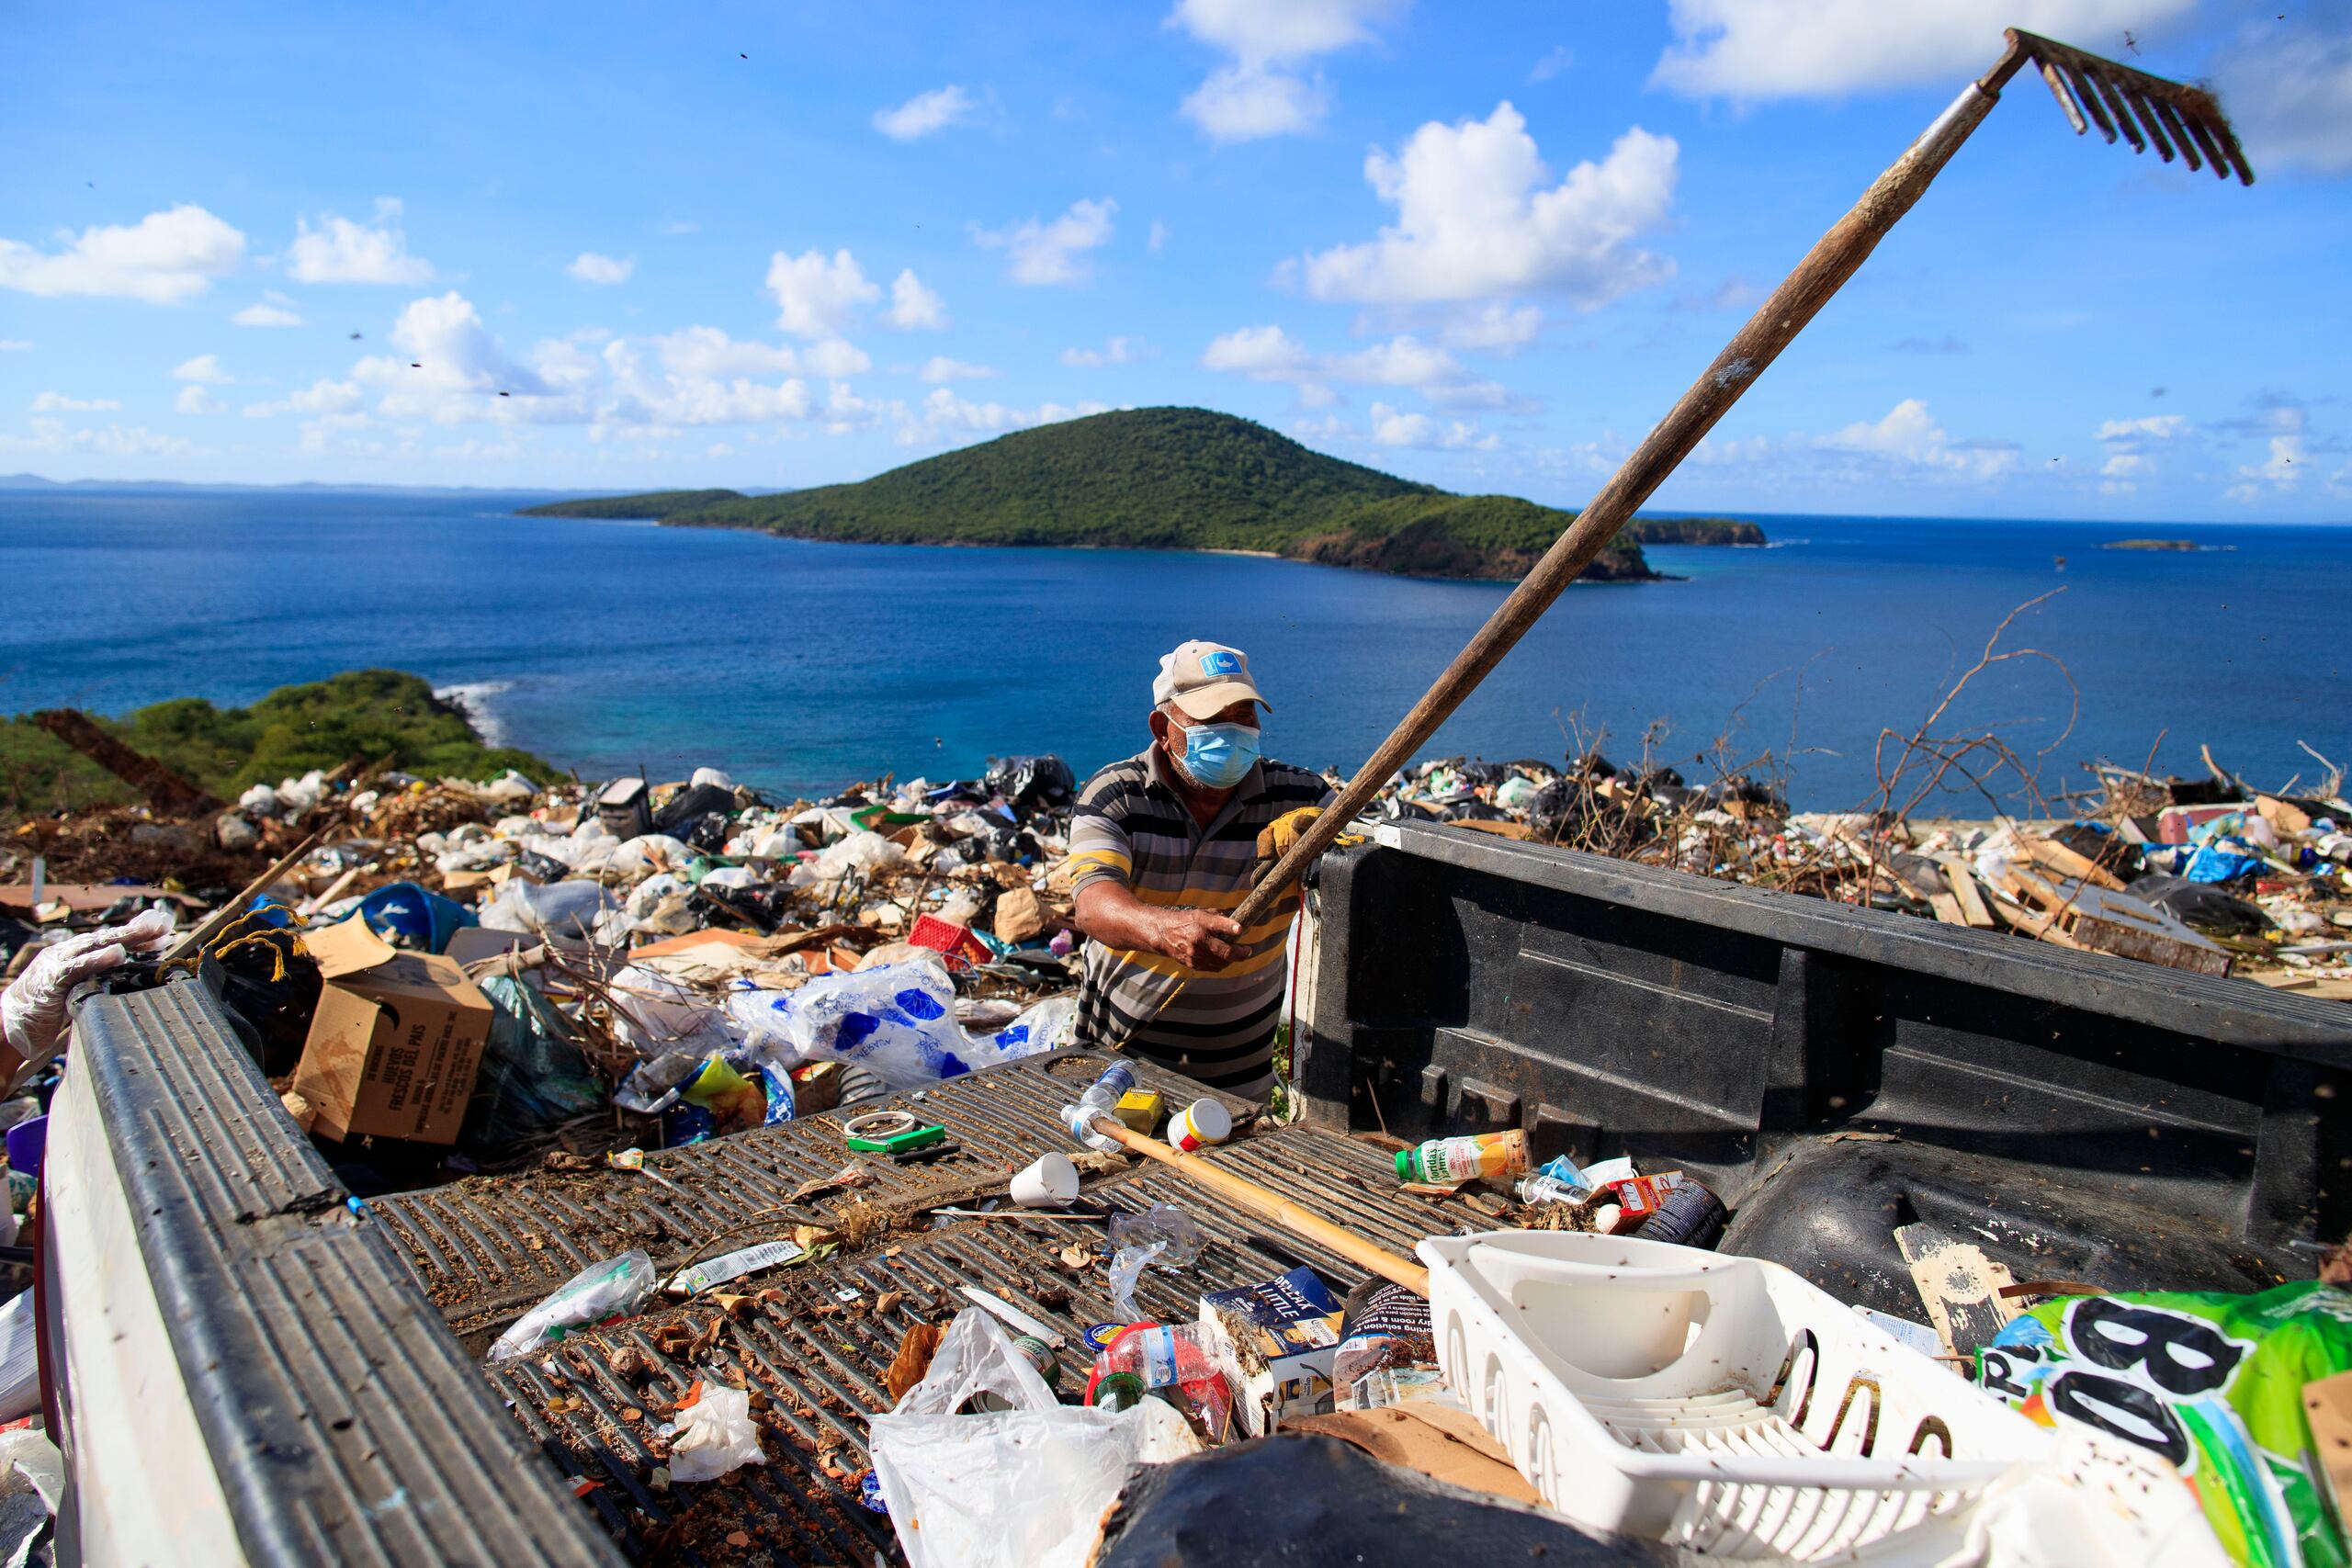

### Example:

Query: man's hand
xmin=1152 ymin=908 xmax=1243 ymax=970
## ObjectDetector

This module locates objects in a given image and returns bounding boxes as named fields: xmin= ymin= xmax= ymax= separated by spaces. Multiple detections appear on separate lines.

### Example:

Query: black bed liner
xmin=1299 ymin=825 xmax=2352 ymax=1315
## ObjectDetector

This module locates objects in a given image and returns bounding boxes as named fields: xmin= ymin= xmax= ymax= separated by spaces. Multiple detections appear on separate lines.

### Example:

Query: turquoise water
xmin=2 ymin=486 xmax=2344 ymax=809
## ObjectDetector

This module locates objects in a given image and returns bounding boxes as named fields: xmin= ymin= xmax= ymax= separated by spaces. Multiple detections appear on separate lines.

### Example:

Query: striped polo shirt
xmin=1066 ymin=746 xmax=1330 ymax=1100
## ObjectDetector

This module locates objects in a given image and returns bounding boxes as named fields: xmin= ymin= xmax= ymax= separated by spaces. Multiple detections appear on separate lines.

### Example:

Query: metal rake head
xmin=1999 ymin=28 xmax=2254 ymax=185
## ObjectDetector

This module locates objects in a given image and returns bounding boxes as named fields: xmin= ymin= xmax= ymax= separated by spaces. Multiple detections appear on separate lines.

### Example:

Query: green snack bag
xmin=1975 ymin=1281 xmax=2352 ymax=1568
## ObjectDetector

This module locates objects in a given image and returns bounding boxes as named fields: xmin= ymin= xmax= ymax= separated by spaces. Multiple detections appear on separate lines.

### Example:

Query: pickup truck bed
xmin=46 ymin=822 xmax=2352 ymax=1565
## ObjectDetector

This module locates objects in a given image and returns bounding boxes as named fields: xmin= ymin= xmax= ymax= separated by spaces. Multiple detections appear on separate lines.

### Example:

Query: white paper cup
xmin=1011 ymin=1152 xmax=1080 ymax=1208
xmin=1171 ymin=1099 xmax=1232 ymax=1152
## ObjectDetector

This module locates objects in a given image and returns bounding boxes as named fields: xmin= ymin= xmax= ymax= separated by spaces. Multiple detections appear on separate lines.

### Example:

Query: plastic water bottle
xmin=1085 ymin=1322 xmax=1232 ymax=1441
xmin=1061 ymin=1061 xmax=1137 ymax=1152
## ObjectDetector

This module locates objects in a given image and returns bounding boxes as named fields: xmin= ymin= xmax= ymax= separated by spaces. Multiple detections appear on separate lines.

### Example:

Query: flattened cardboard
xmin=293 ymin=919 xmax=492 ymax=1145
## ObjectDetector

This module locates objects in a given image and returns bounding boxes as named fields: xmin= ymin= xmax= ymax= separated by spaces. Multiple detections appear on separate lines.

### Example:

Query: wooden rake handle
xmin=1230 ymin=51 xmax=2022 ymax=932
xmin=1089 ymin=1114 xmax=1430 ymax=1295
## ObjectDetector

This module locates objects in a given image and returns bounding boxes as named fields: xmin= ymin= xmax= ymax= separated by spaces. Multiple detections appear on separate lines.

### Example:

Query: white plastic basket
xmin=1419 ymin=1231 xmax=2160 ymax=1562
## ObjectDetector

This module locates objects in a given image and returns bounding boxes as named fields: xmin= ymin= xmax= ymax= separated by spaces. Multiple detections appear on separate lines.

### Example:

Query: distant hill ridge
xmin=520 ymin=407 xmax=1764 ymax=581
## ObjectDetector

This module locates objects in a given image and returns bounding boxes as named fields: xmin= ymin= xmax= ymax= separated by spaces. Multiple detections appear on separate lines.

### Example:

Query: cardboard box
xmin=1198 ymin=1266 xmax=1344 ymax=1437
xmin=291 ymin=916 xmax=493 ymax=1145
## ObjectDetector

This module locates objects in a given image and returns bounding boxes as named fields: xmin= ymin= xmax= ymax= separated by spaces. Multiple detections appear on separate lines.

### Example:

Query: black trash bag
xmin=2130 ymin=873 xmax=2274 ymax=935
xmin=1454 ymin=761 xmax=1505 ymax=786
xmin=959 ymin=815 xmax=1035 ymax=863
xmin=673 ymin=810 xmax=733 ymax=852
xmin=1441 ymin=799 xmax=1510 ymax=822
xmin=514 ymin=849 xmax=571 ymax=884
xmin=1575 ymin=749 xmax=1619 ymax=780
xmin=1648 ymin=783 xmax=1698 ymax=813
xmin=984 ymin=754 xmax=1077 ymax=815
xmin=2053 ymin=821 xmax=2143 ymax=882
xmin=1095 ymin=1437 xmax=1675 ymax=1568
xmin=1709 ymin=774 xmax=1789 ymax=812
xmin=1634 ymin=764 xmax=1685 ymax=791
xmin=654 ymin=782 xmax=736 ymax=835
xmin=1381 ymin=795 xmax=1442 ymax=821
xmin=687 ymin=881 xmax=795 ymax=933
xmin=461 ymin=976 xmax=606 ymax=1154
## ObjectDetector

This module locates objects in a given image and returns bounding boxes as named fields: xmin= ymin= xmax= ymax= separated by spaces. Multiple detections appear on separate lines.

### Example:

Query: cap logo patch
xmin=1199 ymin=650 xmax=1241 ymax=676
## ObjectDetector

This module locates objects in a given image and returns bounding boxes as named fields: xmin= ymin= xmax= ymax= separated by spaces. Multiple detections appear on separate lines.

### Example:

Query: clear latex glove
xmin=1 ymin=908 xmax=176 ymax=1067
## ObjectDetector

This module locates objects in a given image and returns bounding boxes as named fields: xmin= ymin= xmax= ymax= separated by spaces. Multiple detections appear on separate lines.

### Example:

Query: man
xmin=1066 ymin=640 xmax=1329 ymax=1100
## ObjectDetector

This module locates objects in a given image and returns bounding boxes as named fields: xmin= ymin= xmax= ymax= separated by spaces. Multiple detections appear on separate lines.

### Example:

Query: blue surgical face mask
xmin=1180 ymin=721 xmax=1261 ymax=789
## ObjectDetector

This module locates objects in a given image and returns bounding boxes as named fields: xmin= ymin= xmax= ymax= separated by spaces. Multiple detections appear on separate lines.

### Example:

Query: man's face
xmin=1151 ymin=700 xmax=1261 ymax=774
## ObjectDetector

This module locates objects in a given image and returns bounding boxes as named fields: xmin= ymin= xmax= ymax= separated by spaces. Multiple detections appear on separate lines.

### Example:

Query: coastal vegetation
xmin=521 ymin=408 xmax=1765 ymax=582
xmin=2102 ymin=538 xmax=2203 ymax=551
xmin=2 ymin=670 xmax=553 ymax=821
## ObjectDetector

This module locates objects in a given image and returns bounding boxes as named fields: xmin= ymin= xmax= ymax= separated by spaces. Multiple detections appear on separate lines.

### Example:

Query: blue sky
xmin=2 ymin=0 xmax=2346 ymax=521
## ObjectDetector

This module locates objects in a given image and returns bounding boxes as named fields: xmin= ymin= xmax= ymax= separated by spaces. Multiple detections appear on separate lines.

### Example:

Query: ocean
xmin=3 ymin=485 xmax=2344 ymax=811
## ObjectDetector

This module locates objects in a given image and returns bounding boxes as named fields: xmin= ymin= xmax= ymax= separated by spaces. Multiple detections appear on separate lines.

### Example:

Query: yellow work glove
xmin=1250 ymin=807 xmax=1365 ymax=893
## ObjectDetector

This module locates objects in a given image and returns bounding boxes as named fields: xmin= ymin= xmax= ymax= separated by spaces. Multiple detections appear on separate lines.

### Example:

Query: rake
xmin=1228 ymin=28 xmax=2254 ymax=936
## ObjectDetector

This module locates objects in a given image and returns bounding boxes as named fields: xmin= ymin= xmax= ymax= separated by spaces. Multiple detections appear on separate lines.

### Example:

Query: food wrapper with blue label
xmin=1974 ymin=1280 xmax=2352 ymax=1568
xmin=1197 ymin=1266 xmax=1344 ymax=1438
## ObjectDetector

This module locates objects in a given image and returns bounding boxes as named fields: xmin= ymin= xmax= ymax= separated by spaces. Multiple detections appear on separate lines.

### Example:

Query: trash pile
xmin=1378 ymin=750 xmax=2352 ymax=996
xmin=4 ymin=752 xmax=1099 ymax=1183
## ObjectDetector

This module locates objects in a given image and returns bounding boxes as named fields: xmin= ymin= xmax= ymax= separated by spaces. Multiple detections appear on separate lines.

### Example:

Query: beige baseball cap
xmin=1152 ymin=640 xmax=1270 ymax=721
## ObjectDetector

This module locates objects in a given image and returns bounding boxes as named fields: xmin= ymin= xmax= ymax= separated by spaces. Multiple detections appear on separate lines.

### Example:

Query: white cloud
xmin=243 ymin=378 xmax=365 ymax=418
xmin=1169 ymin=0 xmax=1404 ymax=142
xmin=1367 ymin=401 xmax=1498 ymax=449
xmin=0 ymin=418 xmax=191 ymax=458
xmin=2096 ymin=414 xmax=2188 ymax=443
xmin=567 ymin=252 xmax=636 ymax=286
xmin=654 ymin=326 xmax=799 ymax=378
xmin=0 ymin=204 xmax=245 ymax=303
xmin=873 ymin=85 xmax=976 ymax=141
xmin=765 ymin=249 xmax=880 ymax=337
xmin=30 ymin=392 xmax=121 ymax=413
xmin=1061 ymin=335 xmax=1150 ymax=367
xmin=2215 ymin=23 xmax=2352 ymax=176
xmin=1821 ymin=398 xmax=2019 ymax=479
xmin=974 ymin=198 xmax=1116 ymax=286
xmin=355 ymin=291 xmax=548 ymax=422
xmin=885 ymin=268 xmax=948 ymax=330
xmin=803 ymin=339 xmax=872 ymax=378
xmin=171 ymin=354 xmax=230 ymax=385
xmin=905 ymin=388 xmax=1110 ymax=443
xmin=1439 ymin=303 xmax=1544 ymax=353
xmin=919 ymin=355 xmax=997 ymax=383
xmin=287 ymin=200 xmax=434 ymax=285
xmin=231 ymin=297 xmax=303 ymax=327
xmin=1651 ymin=0 xmax=2195 ymax=100
xmin=1182 ymin=66 xmax=1329 ymax=142
xmin=1295 ymin=107 xmax=1677 ymax=308
xmin=1201 ymin=325 xmax=1512 ymax=411
xmin=0 ymin=341 xmax=25 ymax=352
xmin=175 ymin=385 xmax=224 ymax=415
xmin=1530 ymin=45 xmax=1575 ymax=82
xmin=658 ymin=220 xmax=699 ymax=236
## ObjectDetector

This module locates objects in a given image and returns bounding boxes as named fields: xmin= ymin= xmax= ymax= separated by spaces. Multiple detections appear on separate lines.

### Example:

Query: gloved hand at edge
xmin=1 ymin=907 xmax=176 ymax=1076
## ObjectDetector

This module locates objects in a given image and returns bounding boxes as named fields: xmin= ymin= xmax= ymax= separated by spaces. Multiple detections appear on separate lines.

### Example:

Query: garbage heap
xmin=4 ymin=753 xmax=1102 ymax=1182
xmin=1385 ymin=750 xmax=2352 ymax=995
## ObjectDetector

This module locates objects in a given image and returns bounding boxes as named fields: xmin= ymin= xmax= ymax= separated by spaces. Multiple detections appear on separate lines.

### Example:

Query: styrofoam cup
xmin=1011 ymin=1152 xmax=1080 ymax=1208
xmin=1172 ymin=1099 xmax=1232 ymax=1152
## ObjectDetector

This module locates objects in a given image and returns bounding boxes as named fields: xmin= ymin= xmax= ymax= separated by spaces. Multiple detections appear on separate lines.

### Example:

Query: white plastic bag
xmin=990 ymin=994 xmax=1076 ymax=1057
xmin=481 ymin=878 xmax=618 ymax=940
xmin=815 ymin=830 xmax=907 ymax=879
xmin=608 ymin=834 xmax=695 ymax=880
xmin=488 ymin=1250 xmax=655 ymax=1361
xmin=869 ymin=1311 xmax=1146 ymax=1568
xmin=660 ymin=1380 xmax=767 ymax=1483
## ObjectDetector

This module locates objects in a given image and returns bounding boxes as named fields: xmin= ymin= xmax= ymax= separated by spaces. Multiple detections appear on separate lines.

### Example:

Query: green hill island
xmin=522 ymin=407 xmax=1764 ymax=583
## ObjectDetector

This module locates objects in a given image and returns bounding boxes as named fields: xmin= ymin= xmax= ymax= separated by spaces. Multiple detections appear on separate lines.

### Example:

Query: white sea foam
xmin=435 ymin=681 xmax=513 ymax=746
